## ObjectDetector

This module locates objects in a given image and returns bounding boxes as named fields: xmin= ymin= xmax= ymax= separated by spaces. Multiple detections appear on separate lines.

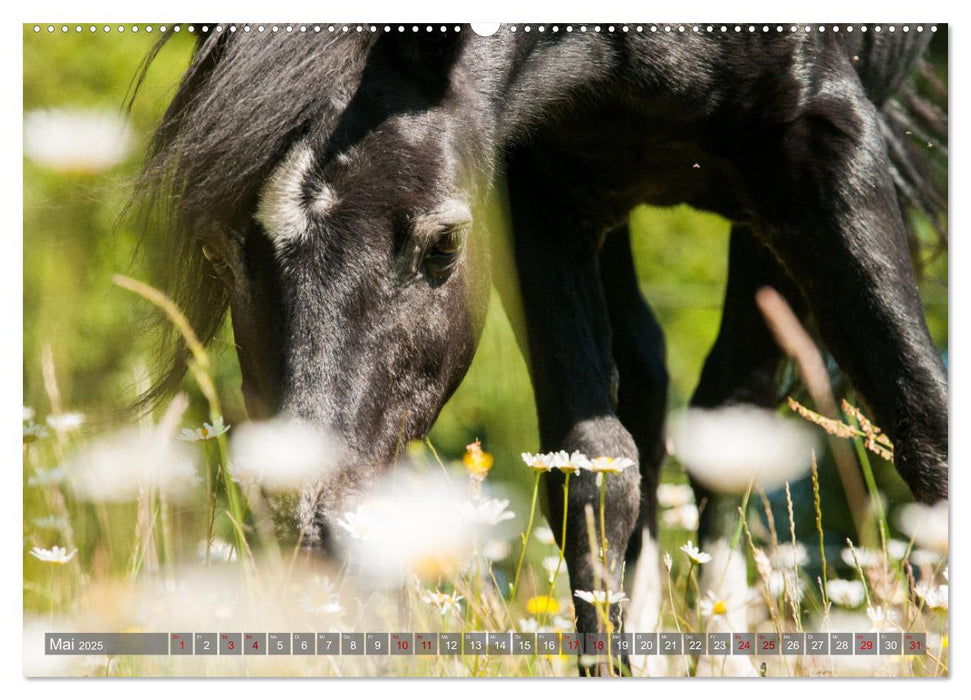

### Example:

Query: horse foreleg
xmin=508 ymin=158 xmax=641 ymax=676
xmin=599 ymin=224 xmax=669 ymax=675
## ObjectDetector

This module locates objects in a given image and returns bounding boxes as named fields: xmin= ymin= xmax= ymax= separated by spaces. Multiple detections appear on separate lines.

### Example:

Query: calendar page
xmin=22 ymin=18 xmax=949 ymax=679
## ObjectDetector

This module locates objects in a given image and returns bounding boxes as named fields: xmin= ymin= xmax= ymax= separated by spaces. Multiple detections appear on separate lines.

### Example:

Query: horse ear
xmin=378 ymin=31 xmax=467 ymax=90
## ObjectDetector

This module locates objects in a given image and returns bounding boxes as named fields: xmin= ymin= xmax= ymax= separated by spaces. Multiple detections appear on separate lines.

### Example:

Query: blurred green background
xmin=23 ymin=27 xmax=947 ymax=557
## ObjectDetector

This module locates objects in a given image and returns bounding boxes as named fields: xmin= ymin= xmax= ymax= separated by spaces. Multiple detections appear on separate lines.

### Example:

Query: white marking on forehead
xmin=254 ymin=142 xmax=338 ymax=250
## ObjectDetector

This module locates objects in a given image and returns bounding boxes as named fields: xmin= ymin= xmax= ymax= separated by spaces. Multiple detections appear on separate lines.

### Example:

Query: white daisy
xmin=521 ymin=452 xmax=555 ymax=473
xmin=826 ymin=579 xmax=865 ymax=608
xmin=914 ymin=582 xmax=948 ymax=611
xmin=662 ymin=504 xmax=699 ymax=530
xmin=64 ymin=427 xmax=197 ymax=503
xmin=421 ymin=589 xmax=464 ymax=617
xmin=680 ymin=540 xmax=713 ymax=565
xmin=897 ymin=501 xmax=948 ymax=555
xmin=481 ymin=539 xmax=510 ymax=561
xmin=299 ymin=577 xmax=342 ymax=615
xmin=29 ymin=545 xmax=77 ymax=565
xmin=229 ymin=418 xmax=338 ymax=490
xmin=656 ymin=483 xmax=694 ymax=508
xmin=770 ymin=542 xmax=809 ymax=570
xmin=179 ymin=416 xmax=230 ymax=442
xmin=23 ymin=422 xmax=48 ymax=442
xmin=31 ymin=515 xmax=68 ymax=531
xmin=552 ymin=450 xmax=592 ymax=474
xmin=767 ymin=569 xmax=805 ymax=603
xmin=574 ymin=589 xmax=629 ymax=605
xmin=866 ymin=605 xmax=899 ymax=632
xmin=463 ymin=497 xmax=515 ymax=526
xmin=24 ymin=108 xmax=133 ymax=173
xmin=337 ymin=473 xmax=480 ymax=582
xmin=667 ymin=406 xmax=816 ymax=494
xmin=841 ymin=545 xmax=881 ymax=569
xmin=198 ymin=538 xmax=237 ymax=563
xmin=46 ymin=412 xmax=85 ymax=432
xmin=589 ymin=456 xmax=636 ymax=474
xmin=910 ymin=548 xmax=945 ymax=568
xmin=27 ymin=467 xmax=63 ymax=487
xmin=886 ymin=539 xmax=909 ymax=561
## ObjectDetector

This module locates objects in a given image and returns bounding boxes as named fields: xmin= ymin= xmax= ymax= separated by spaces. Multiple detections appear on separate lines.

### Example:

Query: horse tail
xmin=856 ymin=30 xmax=948 ymax=268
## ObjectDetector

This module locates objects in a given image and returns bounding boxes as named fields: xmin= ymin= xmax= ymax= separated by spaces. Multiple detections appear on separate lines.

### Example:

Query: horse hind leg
xmin=599 ymin=224 xmax=669 ymax=675
xmin=687 ymin=223 xmax=806 ymax=647
xmin=758 ymin=81 xmax=947 ymax=505
xmin=690 ymin=223 xmax=807 ymax=536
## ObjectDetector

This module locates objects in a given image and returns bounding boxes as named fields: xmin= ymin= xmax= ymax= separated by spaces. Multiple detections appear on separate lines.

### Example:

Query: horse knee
xmin=557 ymin=416 xmax=642 ymax=559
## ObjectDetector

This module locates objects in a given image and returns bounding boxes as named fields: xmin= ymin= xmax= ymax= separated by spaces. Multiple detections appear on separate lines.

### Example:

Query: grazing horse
xmin=134 ymin=25 xmax=947 ymax=671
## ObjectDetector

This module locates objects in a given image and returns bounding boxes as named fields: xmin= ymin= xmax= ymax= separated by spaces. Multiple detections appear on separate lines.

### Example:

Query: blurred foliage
xmin=24 ymin=28 xmax=947 ymax=564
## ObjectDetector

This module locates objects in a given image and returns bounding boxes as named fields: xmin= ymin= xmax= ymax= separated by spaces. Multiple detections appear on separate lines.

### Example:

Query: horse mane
xmin=126 ymin=30 xmax=378 ymax=411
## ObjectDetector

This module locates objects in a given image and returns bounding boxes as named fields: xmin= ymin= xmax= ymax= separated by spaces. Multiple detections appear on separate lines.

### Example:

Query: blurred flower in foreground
xmin=680 ymin=540 xmax=713 ymax=565
xmin=27 ymin=467 xmax=62 ymax=487
xmin=482 ymin=539 xmax=510 ymax=561
xmin=179 ymin=416 xmax=230 ymax=442
xmin=526 ymin=595 xmax=560 ymax=616
xmin=662 ymin=504 xmax=699 ymax=530
xmin=29 ymin=546 xmax=76 ymax=565
xmin=462 ymin=439 xmax=493 ymax=481
xmin=699 ymin=589 xmax=753 ymax=620
xmin=31 ymin=515 xmax=68 ymax=531
xmin=23 ymin=406 xmax=35 ymax=422
xmin=887 ymin=539 xmax=909 ymax=561
xmin=574 ymin=589 xmax=628 ymax=605
xmin=64 ymin=427 xmax=197 ymax=503
xmin=421 ymin=589 xmax=463 ymax=617
xmin=462 ymin=497 xmax=515 ymax=526
xmin=197 ymin=538 xmax=237 ymax=563
xmin=767 ymin=569 xmax=805 ymax=604
xmin=770 ymin=542 xmax=809 ymax=570
xmin=897 ymin=501 xmax=948 ymax=554
xmin=667 ymin=406 xmax=817 ymax=493
xmin=23 ymin=421 xmax=48 ymax=443
xmin=46 ymin=412 xmax=85 ymax=433
xmin=911 ymin=548 xmax=944 ymax=568
xmin=299 ymin=577 xmax=343 ymax=615
xmin=533 ymin=525 xmax=556 ymax=545
xmin=826 ymin=579 xmax=865 ymax=608
xmin=24 ymin=108 xmax=133 ymax=173
xmin=841 ymin=544 xmax=881 ymax=569
xmin=657 ymin=483 xmax=694 ymax=508
xmin=866 ymin=605 xmax=899 ymax=632
xmin=337 ymin=473 xmax=480 ymax=583
xmin=228 ymin=418 xmax=337 ymax=491
xmin=914 ymin=582 xmax=948 ymax=611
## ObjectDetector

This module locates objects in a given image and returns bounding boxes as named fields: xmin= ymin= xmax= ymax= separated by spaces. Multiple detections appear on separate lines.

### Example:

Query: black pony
xmin=134 ymin=24 xmax=947 ymax=667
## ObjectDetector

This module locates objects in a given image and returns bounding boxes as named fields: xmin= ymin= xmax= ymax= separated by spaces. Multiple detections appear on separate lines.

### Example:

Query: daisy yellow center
xmin=201 ymin=428 xmax=209 ymax=438
xmin=713 ymin=600 xmax=727 ymax=615
xmin=526 ymin=595 xmax=560 ymax=616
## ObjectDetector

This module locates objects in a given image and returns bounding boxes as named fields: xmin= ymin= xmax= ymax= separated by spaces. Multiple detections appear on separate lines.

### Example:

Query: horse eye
xmin=422 ymin=228 xmax=464 ymax=280
xmin=201 ymin=243 xmax=234 ymax=284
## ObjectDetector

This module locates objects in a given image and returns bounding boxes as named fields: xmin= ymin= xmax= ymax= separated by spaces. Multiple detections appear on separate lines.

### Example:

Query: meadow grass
xmin=23 ymin=290 xmax=949 ymax=677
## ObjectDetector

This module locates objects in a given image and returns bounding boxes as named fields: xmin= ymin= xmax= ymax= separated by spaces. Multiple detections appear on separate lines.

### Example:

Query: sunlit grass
xmin=23 ymin=285 xmax=948 ymax=677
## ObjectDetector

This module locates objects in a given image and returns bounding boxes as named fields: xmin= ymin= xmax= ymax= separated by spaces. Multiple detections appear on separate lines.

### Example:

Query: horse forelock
xmin=132 ymin=31 xmax=378 ymax=406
